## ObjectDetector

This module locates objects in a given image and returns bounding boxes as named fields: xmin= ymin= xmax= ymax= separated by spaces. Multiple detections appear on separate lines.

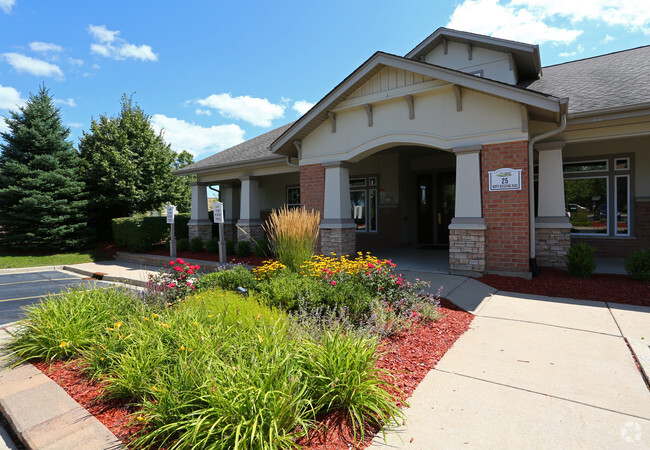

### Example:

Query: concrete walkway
xmin=369 ymin=278 xmax=650 ymax=449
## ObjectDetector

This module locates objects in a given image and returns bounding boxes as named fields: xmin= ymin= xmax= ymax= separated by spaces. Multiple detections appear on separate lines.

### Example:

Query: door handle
xmin=437 ymin=213 xmax=442 ymax=224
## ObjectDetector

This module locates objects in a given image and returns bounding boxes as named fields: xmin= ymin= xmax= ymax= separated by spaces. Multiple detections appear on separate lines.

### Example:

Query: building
xmin=176 ymin=28 xmax=650 ymax=277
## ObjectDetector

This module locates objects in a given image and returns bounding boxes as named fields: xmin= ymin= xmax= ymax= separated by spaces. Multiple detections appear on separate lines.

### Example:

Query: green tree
xmin=78 ymin=94 xmax=193 ymax=233
xmin=0 ymin=85 xmax=89 ymax=250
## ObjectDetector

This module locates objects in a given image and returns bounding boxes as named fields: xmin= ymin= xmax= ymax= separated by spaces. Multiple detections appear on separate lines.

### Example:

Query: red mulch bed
xmin=32 ymin=299 xmax=473 ymax=449
xmin=477 ymin=268 xmax=649 ymax=307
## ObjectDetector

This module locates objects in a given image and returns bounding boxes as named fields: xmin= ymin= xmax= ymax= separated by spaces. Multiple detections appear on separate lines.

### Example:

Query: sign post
xmin=167 ymin=205 xmax=177 ymax=258
xmin=213 ymin=202 xmax=226 ymax=263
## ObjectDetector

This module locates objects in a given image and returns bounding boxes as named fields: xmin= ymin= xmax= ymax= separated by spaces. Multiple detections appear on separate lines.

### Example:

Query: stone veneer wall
xmin=236 ymin=224 xmax=265 ymax=243
xmin=449 ymin=229 xmax=486 ymax=274
xmin=535 ymin=227 xmax=570 ymax=269
xmin=188 ymin=224 xmax=212 ymax=242
xmin=320 ymin=228 xmax=356 ymax=257
xmin=481 ymin=140 xmax=530 ymax=273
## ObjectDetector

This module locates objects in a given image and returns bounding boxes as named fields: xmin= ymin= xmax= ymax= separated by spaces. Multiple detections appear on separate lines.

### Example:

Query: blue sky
xmin=1 ymin=0 xmax=648 ymax=162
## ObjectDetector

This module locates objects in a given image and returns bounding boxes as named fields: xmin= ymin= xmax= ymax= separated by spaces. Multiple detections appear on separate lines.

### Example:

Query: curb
xmin=628 ymin=338 xmax=650 ymax=383
xmin=0 ymin=266 xmax=66 ymax=275
xmin=0 ymin=328 xmax=123 ymax=449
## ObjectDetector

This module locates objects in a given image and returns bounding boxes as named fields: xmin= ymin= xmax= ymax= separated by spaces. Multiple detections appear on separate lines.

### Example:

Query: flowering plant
xmin=148 ymin=258 xmax=200 ymax=306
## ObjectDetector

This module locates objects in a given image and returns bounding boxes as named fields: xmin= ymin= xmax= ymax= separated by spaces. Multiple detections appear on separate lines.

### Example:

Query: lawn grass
xmin=0 ymin=248 xmax=110 ymax=269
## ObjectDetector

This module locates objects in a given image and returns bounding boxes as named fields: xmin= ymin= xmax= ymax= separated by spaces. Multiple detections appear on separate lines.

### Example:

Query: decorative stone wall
xmin=481 ymin=140 xmax=530 ymax=274
xmin=236 ymin=223 xmax=265 ymax=243
xmin=320 ymin=228 xmax=356 ymax=257
xmin=222 ymin=222 xmax=237 ymax=241
xmin=449 ymin=229 xmax=486 ymax=275
xmin=535 ymin=227 xmax=570 ymax=269
xmin=188 ymin=224 xmax=212 ymax=242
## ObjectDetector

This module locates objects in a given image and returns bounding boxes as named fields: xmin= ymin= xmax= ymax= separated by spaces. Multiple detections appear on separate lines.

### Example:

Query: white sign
xmin=166 ymin=205 xmax=176 ymax=224
xmin=213 ymin=202 xmax=224 ymax=224
xmin=488 ymin=168 xmax=522 ymax=191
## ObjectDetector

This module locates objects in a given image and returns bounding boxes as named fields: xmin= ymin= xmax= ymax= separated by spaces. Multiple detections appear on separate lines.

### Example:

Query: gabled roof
xmin=520 ymin=45 xmax=650 ymax=116
xmin=175 ymin=122 xmax=293 ymax=175
xmin=270 ymin=51 xmax=561 ymax=156
xmin=405 ymin=27 xmax=542 ymax=80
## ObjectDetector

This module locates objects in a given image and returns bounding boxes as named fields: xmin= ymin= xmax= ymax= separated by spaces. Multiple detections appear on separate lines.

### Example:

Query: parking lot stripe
xmin=0 ymin=278 xmax=78 ymax=287
xmin=0 ymin=292 xmax=65 ymax=302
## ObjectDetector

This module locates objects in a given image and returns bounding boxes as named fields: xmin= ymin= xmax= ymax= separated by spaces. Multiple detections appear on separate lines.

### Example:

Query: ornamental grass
xmin=264 ymin=206 xmax=320 ymax=272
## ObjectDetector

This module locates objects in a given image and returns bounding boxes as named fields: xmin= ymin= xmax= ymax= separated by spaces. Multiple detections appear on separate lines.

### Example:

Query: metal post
xmin=170 ymin=222 xmax=177 ymax=258
xmin=218 ymin=222 xmax=226 ymax=263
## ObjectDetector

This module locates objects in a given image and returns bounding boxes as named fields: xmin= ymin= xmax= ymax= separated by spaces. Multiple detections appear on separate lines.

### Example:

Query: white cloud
xmin=509 ymin=0 xmax=650 ymax=34
xmin=558 ymin=51 xmax=576 ymax=57
xmin=68 ymin=122 xmax=84 ymax=128
xmin=54 ymin=98 xmax=77 ymax=107
xmin=602 ymin=34 xmax=615 ymax=43
xmin=196 ymin=93 xmax=285 ymax=127
xmin=88 ymin=25 xmax=158 ymax=61
xmin=0 ymin=119 xmax=8 ymax=135
xmin=151 ymin=114 xmax=246 ymax=159
xmin=0 ymin=84 xmax=25 ymax=110
xmin=2 ymin=53 xmax=64 ymax=78
xmin=448 ymin=0 xmax=582 ymax=44
xmin=69 ymin=57 xmax=84 ymax=66
xmin=195 ymin=108 xmax=212 ymax=116
xmin=0 ymin=0 xmax=15 ymax=14
xmin=292 ymin=100 xmax=315 ymax=115
xmin=29 ymin=41 xmax=63 ymax=53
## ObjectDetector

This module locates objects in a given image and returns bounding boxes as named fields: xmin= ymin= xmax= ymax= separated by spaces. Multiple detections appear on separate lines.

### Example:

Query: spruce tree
xmin=0 ymin=85 xmax=89 ymax=250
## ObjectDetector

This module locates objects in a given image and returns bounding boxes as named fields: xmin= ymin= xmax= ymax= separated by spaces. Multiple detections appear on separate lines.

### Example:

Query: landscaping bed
xmin=477 ymin=268 xmax=649 ymax=307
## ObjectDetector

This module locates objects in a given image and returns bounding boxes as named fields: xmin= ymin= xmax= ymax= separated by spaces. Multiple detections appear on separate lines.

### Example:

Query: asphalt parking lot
xmin=0 ymin=270 xmax=111 ymax=326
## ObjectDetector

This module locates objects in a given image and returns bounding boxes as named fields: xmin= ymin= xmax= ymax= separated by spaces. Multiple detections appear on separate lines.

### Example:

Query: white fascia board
xmin=173 ymin=155 xmax=287 ymax=177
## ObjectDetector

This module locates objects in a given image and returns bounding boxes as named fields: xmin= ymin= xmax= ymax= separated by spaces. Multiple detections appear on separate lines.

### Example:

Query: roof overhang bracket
xmin=364 ymin=103 xmax=373 ymax=127
xmin=442 ymin=38 xmax=448 ymax=55
xmin=293 ymin=140 xmax=302 ymax=159
xmin=405 ymin=94 xmax=414 ymax=120
xmin=327 ymin=111 xmax=336 ymax=133
xmin=466 ymin=43 xmax=473 ymax=61
xmin=453 ymin=85 xmax=462 ymax=112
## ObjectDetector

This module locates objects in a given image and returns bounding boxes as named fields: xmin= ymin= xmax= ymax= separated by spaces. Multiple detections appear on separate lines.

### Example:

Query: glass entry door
xmin=417 ymin=173 xmax=455 ymax=246
xmin=436 ymin=173 xmax=455 ymax=246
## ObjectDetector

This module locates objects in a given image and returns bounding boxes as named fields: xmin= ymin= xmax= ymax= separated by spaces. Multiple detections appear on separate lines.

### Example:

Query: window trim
xmin=286 ymin=185 xmax=300 ymax=208
xmin=350 ymin=174 xmax=379 ymax=233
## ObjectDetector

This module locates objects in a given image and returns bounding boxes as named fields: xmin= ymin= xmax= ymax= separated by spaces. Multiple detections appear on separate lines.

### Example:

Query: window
xmin=563 ymin=156 xmax=632 ymax=237
xmin=286 ymin=186 xmax=300 ymax=208
xmin=350 ymin=176 xmax=378 ymax=232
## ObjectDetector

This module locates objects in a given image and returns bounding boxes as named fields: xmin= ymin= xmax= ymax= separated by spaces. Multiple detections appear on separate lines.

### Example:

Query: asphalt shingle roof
xmin=176 ymin=122 xmax=294 ymax=174
xmin=520 ymin=45 xmax=650 ymax=115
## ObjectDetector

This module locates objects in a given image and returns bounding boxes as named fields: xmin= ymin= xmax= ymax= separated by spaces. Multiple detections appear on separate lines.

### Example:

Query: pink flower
xmin=176 ymin=258 xmax=185 ymax=264
xmin=186 ymin=281 xmax=192 ymax=286
xmin=330 ymin=280 xmax=336 ymax=286
xmin=173 ymin=266 xmax=182 ymax=272
xmin=367 ymin=263 xmax=374 ymax=268
xmin=169 ymin=261 xmax=175 ymax=265
xmin=412 ymin=311 xmax=418 ymax=318
xmin=195 ymin=265 xmax=200 ymax=270
xmin=187 ymin=269 xmax=194 ymax=274
xmin=190 ymin=286 xmax=195 ymax=290
xmin=396 ymin=280 xmax=402 ymax=286
xmin=379 ymin=286 xmax=383 ymax=290
xmin=169 ymin=283 xmax=176 ymax=288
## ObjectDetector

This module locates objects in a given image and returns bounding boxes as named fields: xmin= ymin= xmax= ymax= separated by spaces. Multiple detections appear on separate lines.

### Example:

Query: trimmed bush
xmin=112 ymin=213 xmax=191 ymax=252
xmin=253 ymin=238 xmax=272 ymax=258
xmin=235 ymin=240 xmax=252 ymax=257
xmin=205 ymin=238 xmax=219 ymax=254
xmin=189 ymin=237 xmax=203 ymax=253
xmin=625 ymin=248 xmax=650 ymax=281
xmin=196 ymin=265 xmax=257 ymax=292
xmin=566 ymin=242 xmax=596 ymax=279
xmin=225 ymin=238 xmax=236 ymax=256
xmin=176 ymin=238 xmax=190 ymax=252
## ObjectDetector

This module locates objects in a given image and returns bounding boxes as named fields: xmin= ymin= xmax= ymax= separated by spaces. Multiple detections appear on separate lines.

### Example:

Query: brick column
xmin=535 ymin=142 xmax=571 ymax=269
xmin=320 ymin=161 xmax=356 ymax=257
xmin=188 ymin=183 xmax=212 ymax=241
xmin=300 ymin=163 xmax=325 ymax=252
xmin=481 ymin=141 xmax=530 ymax=275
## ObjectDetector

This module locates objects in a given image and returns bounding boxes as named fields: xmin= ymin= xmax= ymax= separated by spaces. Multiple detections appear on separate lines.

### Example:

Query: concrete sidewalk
xmin=369 ymin=287 xmax=650 ymax=449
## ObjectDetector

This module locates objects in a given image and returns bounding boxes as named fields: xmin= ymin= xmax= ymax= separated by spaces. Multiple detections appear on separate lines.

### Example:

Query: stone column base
xmin=449 ymin=228 xmax=486 ymax=276
xmin=188 ymin=224 xmax=212 ymax=242
xmin=320 ymin=227 xmax=356 ymax=257
xmin=535 ymin=226 xmax=571 ymax=269
xmin=236 ymin=221 xmax=265 ymax=243
xmin=223 ymin=221 xmax=238 ymax=241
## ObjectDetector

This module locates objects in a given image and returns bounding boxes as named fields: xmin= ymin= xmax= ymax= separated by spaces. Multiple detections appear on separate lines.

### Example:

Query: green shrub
xmin=257 ymin=271 xmax=327 ymax=311
xmin=176 ymin=238 xmax=189 ymax=252
xmin=196 ymin=265 xmax=257 ymax=292
xmin=205 ymin=238 xmax=219 ymax=254
xmin=225 ymin=238 xmax=235 ymax=255
xmin=253 ymin=238 xmax=272 ymax=258
xmin=265 ymin=206 xmax=320 ymax=271
xmin=625 ymin=248 xmax=650 ymax=281
xmin=566 ymin=242 xmax=596 ymax=279
xmin=111 ymin=213 xmax=192 ymax=252
xmin=189 ymin=237 xmax=203 ymax=253
xmin=235 ymin=240 xmax=252 ymax=257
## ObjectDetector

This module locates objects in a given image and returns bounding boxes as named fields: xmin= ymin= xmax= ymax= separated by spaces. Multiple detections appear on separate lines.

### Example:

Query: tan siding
xmin=347 ymin=67 xmax=434 ymax=100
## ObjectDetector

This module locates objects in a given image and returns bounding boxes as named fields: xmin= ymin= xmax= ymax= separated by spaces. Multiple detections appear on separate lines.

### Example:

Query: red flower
xmin=330 ymin=280 xmax=336 ymax=286
xmin=176 ymin=258 xmax=185 ymax=264
xmin=187 ymin=269 xmax=194 ymax=274
xmin=195 ymin=265 xmax=200 ymax=270
xmin=169 ymin=282 xmax=176 ymax=288
xmin=169 ymin=261 xmax=175 ymax=265
xmin=367 ymin=263 xmax=374 ymax=268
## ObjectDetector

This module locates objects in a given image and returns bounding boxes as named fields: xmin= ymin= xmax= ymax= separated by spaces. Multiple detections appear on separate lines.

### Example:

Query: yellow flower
xmin=100 ymin=344 xmax=106 ymax=350
xmin=152 ymin=314 xmax=158 ymax=319
xmin=114 ymin=322 xmax=123 ymax=329
xmin=136 ymin=416 xmax=145 ymax=422
xmin=105 ymin=327 xmax=114 ymax=332
xmin=179 ymin=345 xmax=186 ymax=351
xmin=59 ymin=341 xmax=68 ymax=348
xmin=100 ymin=357 xmax=105 ymax=361
xmin=144 ymin=317 xmax=150 ymax=321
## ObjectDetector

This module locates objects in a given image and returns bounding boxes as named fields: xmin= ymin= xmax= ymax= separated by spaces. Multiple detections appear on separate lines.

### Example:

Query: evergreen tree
xmin=0 ymin=85 xmax=89 ymax=250
xmin=78 ymin=94 xmax=193 ymax=233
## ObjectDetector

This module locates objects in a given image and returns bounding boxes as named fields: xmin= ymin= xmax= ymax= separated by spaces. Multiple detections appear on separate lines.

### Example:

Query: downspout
xmin=528 ymin=97 xmax=569 ymax=276
xmin=286 ymin=156 xmax=299 ymax=168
